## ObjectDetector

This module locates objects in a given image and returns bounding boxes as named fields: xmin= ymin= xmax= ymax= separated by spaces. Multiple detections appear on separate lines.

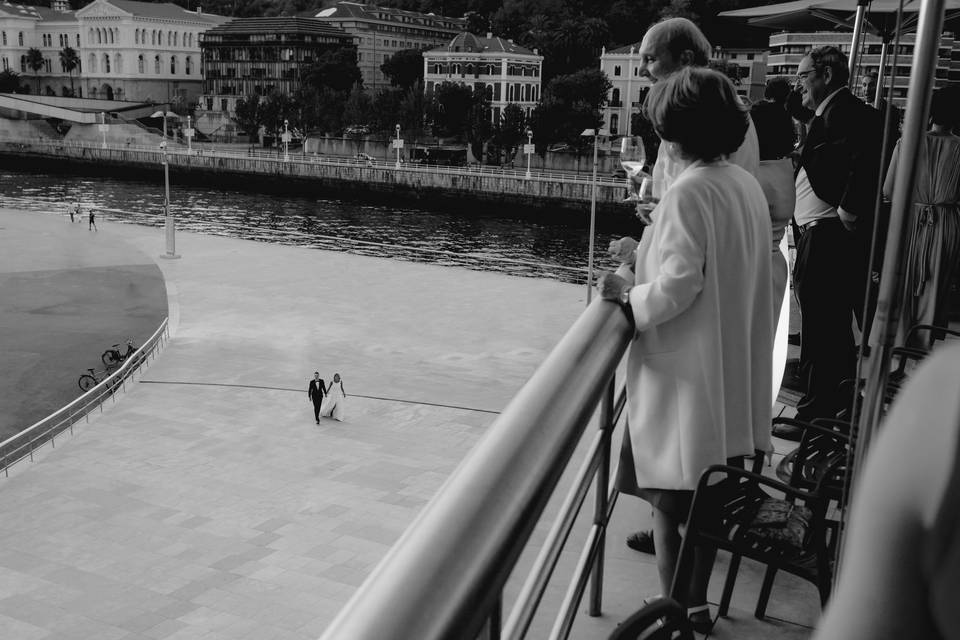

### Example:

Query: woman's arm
xmin=882 ymin=140 xmax=901 ymax=201
xmin=626 ymin=188 xmax=706 ymax=331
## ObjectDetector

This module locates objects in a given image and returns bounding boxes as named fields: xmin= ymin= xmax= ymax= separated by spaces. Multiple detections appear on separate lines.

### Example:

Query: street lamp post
xmin=581 ymin=127 xmax=608 ymax=304
xmin=524 ymin=128 xmax=533 ymax=179
xmin=99 ymin=111 xmax=107 ymax=149
xmin=394 ymin=124 xmax=403 ymax=169
xmin=185 ymin=114 xmax=193 ymax=153
xmin=160 ymin=113 xmax=179 ymax=259
xmin=283 ymin=119 xmax=290 ymax=162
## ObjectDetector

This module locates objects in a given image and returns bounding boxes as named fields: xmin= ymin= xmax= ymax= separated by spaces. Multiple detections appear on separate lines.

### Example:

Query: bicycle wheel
xmin=78 ymin=374 xmax=97 ymax=392
xmin=102 ymin=350 xmax=119 ymax=366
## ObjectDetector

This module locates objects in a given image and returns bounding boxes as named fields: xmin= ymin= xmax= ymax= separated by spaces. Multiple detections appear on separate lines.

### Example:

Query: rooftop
xmin=429 ymin=31 xmax=540 ymax=56
xmin=77 ymin=0 xmax=228 ymax=24
xmin=204 ymin=16 xmax=353 ymax=39
xmin=305 ymin=1 xmax=465 ymax=29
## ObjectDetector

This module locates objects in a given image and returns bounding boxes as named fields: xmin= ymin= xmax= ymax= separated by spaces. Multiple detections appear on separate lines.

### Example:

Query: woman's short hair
xmin=764 ymin=77 xmax=791 ymax=104
xmin=644 ymin=66 xmax=749 ymax=161
xmin=930 ymin=83 xmax=960 ymax=127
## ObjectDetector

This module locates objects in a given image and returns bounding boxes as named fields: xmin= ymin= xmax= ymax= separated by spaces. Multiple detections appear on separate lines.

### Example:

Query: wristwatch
xmin=619 ymin=286 xmax=633 ymax=307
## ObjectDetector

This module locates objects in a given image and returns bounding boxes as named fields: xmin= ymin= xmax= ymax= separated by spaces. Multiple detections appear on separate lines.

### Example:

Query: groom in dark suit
xmin=780 ymin=46 xmax=882 ymax=432
xmin=308 ymin=372 xmax=326 ymax=424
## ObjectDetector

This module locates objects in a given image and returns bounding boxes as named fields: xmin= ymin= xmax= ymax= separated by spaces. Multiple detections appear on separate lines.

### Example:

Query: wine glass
xmin=619 ymin=136 xmax=648 ymax=201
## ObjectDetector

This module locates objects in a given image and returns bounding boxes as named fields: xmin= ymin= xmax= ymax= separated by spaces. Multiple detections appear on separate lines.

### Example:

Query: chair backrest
xmin=607 ymin=597 xmax=694 ymax=640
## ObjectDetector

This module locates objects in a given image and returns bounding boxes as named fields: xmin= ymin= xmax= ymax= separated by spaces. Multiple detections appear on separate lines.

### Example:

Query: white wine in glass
xmin=620 ymin=136 xmax=648 ymax=201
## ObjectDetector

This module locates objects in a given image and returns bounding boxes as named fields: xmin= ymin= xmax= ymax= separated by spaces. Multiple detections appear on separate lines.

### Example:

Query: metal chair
xmin=607 ymin=597 xmax=694 ymax=640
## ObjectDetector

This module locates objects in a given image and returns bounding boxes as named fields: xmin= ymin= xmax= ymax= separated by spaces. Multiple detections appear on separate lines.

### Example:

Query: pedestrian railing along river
xmin=0 ymin=318 xmax=170 ymax=477
xmin=321 ymin=298 xmax=634 ymax=640
xmin=16 ymin=139 xmax=624 ymax=187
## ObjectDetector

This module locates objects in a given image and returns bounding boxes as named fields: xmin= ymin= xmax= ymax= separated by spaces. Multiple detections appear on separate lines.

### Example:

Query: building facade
xmin=0 ymin=0 xmax=79 ymax=97
xmin=599 ymin=43 xmax=767 ymax=136
xmin=306 ymin=1 xmax=464 ymax=91
xmin=75 ymin=0 xmax=228 ymax=104
xmin=766 ymin=30 xmax=959 ymax=106
xmin=423 ymin=32 xmax=542 ymax=123
xmin=195 ymin=16 xmax=354 ymax=136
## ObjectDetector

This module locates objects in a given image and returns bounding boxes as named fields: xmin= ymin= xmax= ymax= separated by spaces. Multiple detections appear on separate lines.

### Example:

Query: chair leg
xmin=719 ymin=554 xmax=741 ymax=617
xmin=755 ymin=566 xmax=777 ymax=620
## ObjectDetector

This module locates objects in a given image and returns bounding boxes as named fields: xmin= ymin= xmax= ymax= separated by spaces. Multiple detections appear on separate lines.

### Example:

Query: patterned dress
xmin=884 ymin=133 xmax=960 ymax=349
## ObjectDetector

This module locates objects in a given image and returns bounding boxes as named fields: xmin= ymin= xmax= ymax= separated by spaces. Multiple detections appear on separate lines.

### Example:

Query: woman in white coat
xmin=599 ymin=67 xmax=774 ymax=629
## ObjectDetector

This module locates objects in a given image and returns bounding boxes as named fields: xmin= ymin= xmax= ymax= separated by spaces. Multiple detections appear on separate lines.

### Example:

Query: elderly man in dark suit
xmin=775 ymin=46 xmax=883 ymax=437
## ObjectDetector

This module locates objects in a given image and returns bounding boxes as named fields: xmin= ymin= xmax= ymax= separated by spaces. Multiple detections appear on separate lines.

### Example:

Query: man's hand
xmin=608 ymin=237 xmax=639 ymax=264
xmin=838 ymin=207 xmax=858 ymax=232
xmin=597 ymin=271 xmax=631 ymax=301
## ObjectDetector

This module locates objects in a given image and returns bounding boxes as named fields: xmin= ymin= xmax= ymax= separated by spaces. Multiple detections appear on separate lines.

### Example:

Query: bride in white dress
xmin=319 ymin=373 xmax=346 ymax=422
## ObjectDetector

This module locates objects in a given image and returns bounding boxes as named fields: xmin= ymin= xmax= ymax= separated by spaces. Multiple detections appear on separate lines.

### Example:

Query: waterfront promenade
xmin=0 ymin=210 xmax=816 ymax=639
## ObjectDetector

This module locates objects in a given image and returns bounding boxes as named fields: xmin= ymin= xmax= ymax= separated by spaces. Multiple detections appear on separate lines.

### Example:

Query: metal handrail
xmin=320 ymin=299 xmax=634 ymax=640
xmin=12 ymin=139 xmax=624 ymax=187
xmin=0 ymin=318 xmax=170 ymax=476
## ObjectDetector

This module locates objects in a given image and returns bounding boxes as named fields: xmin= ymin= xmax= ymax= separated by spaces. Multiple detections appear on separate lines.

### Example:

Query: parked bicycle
xmin=78 ymin=367 xmax=103 ymax=392
xmin=102 ymin=339 xmax=137 ymax=367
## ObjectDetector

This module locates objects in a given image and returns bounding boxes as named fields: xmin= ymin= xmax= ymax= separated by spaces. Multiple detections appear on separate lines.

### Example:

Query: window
xmin=103 ymin=53 xmax=110 ymax=73
xmin=494 ymin=82 xmax=501 ymax=100
xmin=220 ymin=98 xmax=228 ymax=111
xmin=170 ymin=56 xmax=177 ymax=74
xmin=88 ymin=53 xmax=95 ymax=73
xmin=1 ymin=57 xmax=7 ymax=70
xmin=155 ymin=55 xmax=160 ymax=74
xmin=614 ymin=64 xmax=621 ymax=76
xmin=611 ymin=87 xmax=620 ymax=105
xmin=1 ymin=32 xmax=5 ymax=46
xmin=185 ymin=56 xmax=192 ymax=75
xmin=114 ymin=53 xmax=121 ymax=73
xmin=138 ymin=54 xmax=144 ymax=73
xmin=44 ymin=58 xmax=51 ymax=73
xmin=76 ymin=34 xmax=79 ymax=47
xmin=18 ymin=31 xmax=23 ymax=46
xmin=19 ymin=55 xmax=25 ymax=72
xmin=135 ymin=30 xmax=139 ymax=45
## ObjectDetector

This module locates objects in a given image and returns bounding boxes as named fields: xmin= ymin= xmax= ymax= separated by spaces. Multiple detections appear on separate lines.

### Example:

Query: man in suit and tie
xmin=308 ymin=372 xmax=326 ymax=424
xmin=775 ymin=46 xmax=883 ymax=437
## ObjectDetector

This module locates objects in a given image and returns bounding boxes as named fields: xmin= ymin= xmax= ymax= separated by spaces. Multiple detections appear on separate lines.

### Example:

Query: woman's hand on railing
xmin=597 ymin=271 xmax=631 ymax=301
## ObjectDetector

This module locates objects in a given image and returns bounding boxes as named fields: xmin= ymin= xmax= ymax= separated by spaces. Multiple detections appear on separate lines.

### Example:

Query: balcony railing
xmin=0 ymin=318 xmax=170 ymax=476
xmin=320 ymin=299 xmax=633 ymax=639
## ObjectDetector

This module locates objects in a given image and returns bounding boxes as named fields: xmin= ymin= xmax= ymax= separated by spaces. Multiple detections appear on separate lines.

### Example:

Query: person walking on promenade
xmin=598 ymin=67 xmax=773 ymax=633
xmin=320 ymin=373 xmax=346 ymax=422
xmin=70 ymin=203 xmax=79 ymax=223
xmin=775 ymin=46 xmax=883 ymax=439
xmin=879 ymin=84 xmax=960 ymax=350
xmin=623 ymin=16 xmax=762 ymax=559
xmin=308 ymin=372 xmax=326 ymax=424
xmin=88 ymin=208 xmax=97 ymax=231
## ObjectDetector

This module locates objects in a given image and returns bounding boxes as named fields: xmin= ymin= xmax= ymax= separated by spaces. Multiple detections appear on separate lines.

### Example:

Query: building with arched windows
xmin=423 ymin=32 xmax=543 ymax=124
xmin=75 ymin=0 xmax=227 ymax=103
xmin=0 ymin=0 xmax=79 ymax=97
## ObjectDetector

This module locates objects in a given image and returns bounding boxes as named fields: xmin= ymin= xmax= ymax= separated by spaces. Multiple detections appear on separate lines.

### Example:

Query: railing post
xmin=478 ymin=594 xmax=502 ymax=640
xmin=589 ymin=376 xmax=616 ymax=616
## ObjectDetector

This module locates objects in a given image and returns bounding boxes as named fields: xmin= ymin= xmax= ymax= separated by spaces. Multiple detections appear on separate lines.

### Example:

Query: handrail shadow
xmin=320 ymin=299 xmax=634 ymax=640
xmin=0 ymin=318 xmax=170 ymax=476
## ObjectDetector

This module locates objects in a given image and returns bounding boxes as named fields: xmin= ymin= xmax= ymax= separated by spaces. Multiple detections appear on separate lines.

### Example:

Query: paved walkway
xmin=0 ymin=209 xmax=817 ymax=639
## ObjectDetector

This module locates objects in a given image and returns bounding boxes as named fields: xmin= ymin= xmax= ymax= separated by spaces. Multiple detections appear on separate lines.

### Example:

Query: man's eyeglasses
xmin=796 ymin=70 xmax=815 ymax=81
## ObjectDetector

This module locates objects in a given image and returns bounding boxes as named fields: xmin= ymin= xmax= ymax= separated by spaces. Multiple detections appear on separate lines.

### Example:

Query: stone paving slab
xmin=0 ymin=209 xmax=815 ymax=639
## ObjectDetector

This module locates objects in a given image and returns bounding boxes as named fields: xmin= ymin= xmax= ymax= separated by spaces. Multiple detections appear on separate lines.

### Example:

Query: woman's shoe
xmin=687 ymin=604 xmax=714 ymax=634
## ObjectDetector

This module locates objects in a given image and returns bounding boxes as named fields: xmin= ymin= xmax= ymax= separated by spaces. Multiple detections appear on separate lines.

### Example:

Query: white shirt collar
xmin=815 ymin=87 xmax=845 ymax=116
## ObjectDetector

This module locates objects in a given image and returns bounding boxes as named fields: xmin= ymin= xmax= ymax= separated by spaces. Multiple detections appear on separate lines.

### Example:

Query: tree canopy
xmin=381 ymin=49 xmax=425 ymax=89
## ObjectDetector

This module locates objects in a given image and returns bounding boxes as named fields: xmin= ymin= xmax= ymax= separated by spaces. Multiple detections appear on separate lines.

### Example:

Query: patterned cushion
xmin=741 ymin=498 xmax=813 ymax=549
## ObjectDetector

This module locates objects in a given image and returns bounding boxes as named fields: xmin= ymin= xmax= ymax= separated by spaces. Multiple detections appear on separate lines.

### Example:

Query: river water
xmin=2 ymin=168 xmax=636 ymax=284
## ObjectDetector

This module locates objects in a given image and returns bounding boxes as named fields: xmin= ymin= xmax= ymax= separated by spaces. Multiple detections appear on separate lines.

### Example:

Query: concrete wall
xmin=0 ymin=141 xmax=628 ymax=217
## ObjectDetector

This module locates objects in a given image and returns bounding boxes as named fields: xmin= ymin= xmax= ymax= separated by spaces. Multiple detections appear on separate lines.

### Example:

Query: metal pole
xmin=161 ymin=114 xmax=180 ymax=259
xmin=875 ymin=38 xmax=890 ymax=108
xmin=586 ymin=134 xmax=599 ymax=305
xmin=589 ymin=378 xmax=615 ymax=615
xmin=847 ymin=1 xmax=869 ymax=84
xmin=187 ymin=114 xmax=192 ymax=153
xmin=842 ymin=0 xmax=947 ymax=568
xmin=101 ymin=111 xmax=107 ymax=149
xmin=395 ymin=124 xmax=401 ymax=169
xmin=283 ymin=119 xmax=290 ymax=162
xmin=525 ymin=130 xmax=532 ymax=179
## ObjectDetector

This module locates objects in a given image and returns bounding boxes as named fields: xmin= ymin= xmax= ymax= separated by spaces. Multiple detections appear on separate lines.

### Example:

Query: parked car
xmin=356 ymin=152 xmax=375 ymax=165
xmin=345 ymin=125 xmax=371 ymax=136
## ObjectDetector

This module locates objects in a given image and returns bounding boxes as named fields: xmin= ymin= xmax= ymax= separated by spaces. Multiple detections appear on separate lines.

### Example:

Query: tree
xmin=0 ymin=69 xmax=22 ymax=93
xmin=530 ymin=68 xmax=612 ymax=149
xmin=427 ymin=81 xmax=474 ymax=138
xmin=466 ymin=86 xmax=493 ymax=162
xmin=25 ymin=48 xmax=44 ymax=94
xmin=233 ymin=95 xmax=262 ymax=139
xmin=370 ymin=87 xmax=405 ymax=134
xmin=303 ymin=47 xmax=362 ymax=93
xmin=493 ymin=103 xmax=526 ymax=165
xmin=259 ymin=90 xmax=293 ymax=141
xmin=59 ymin=46 xmax=79 ymax=96
xmin=380 ymin=49 xmax=423 ymax=90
